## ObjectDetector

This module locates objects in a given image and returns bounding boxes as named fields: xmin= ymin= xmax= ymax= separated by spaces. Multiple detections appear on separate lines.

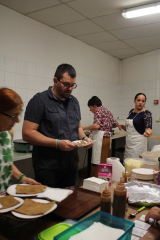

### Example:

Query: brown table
xmin=0 ymin=163 xmax=160 ymax=240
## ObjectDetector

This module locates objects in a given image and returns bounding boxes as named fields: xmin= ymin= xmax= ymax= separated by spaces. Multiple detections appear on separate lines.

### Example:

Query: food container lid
xmin=38 ymin=223 xmax=71 ymax=240
xmin=13 ymin=139 xmax=29 ymax=144
xmin=124 ymin=158 xmax=145 ymax=163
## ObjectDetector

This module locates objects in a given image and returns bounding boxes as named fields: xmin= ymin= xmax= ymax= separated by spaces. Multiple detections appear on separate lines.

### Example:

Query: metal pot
xmin=13 ymin=139 xmax=33 ymax=152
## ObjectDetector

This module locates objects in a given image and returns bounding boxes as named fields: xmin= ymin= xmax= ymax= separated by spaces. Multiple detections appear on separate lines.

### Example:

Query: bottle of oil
xmin=112 ymin=177 xmax=127 ymax=218
xmin=100 ymin=186 xmax=111 ymax=214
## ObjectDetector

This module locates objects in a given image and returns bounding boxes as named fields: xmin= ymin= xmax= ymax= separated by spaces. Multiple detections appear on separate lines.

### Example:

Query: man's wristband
xmin=82 ymin=136 xmax=87 ymax=141
xmin=57 ymin=139 xmax=60 ymax=149
xmin=18 ymin=174 xmax=26 ymax=184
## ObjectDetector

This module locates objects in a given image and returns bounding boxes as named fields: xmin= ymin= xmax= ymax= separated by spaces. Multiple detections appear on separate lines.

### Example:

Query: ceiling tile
xmin=110 ymin=22 xmax=160 ymax=40
xmin=27 ymin=4 xmax=86 ymax=26
xmin=54 ymin=20 xmax=104 ymax=36
xmin=67 ymin=0 xmax=120 ymax=18
xmin=1 ymin=0 xmax=160 ymax=59
xmin=60 ymin=0 xmax=76 ymax=2
xmin=0 ymin=0 xmax=61 ymax=14
xmin=134 ymin=45 xmax=160 ymax=53
xmin=92 ymin=12 xmax=160 ymax=31
xmin=105 ymin=48 xmax=139 ymax=55
xmin=67 ymin=0 xmax=153 ymax=18
xmin=91 ymin=41 xmax=130 ymax=51
xmin=75 ymin=32 xmax=118 ymax=44
xmin=124 ymin=35 xmax=160 ymax=47
xmin=112 ymin=53 xmax=138 ymax=59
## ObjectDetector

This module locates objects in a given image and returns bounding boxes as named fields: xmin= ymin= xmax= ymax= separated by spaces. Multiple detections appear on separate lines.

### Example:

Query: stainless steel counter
xmin=13 ymin=149 xmax=32 ymax=162
xmin=111 ymin=131 xmax=126 ymax=140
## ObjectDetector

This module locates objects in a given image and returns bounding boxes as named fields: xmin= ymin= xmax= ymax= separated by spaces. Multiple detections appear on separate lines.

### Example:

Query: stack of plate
xmin=132 ymin=168 xmax=154 ymax=180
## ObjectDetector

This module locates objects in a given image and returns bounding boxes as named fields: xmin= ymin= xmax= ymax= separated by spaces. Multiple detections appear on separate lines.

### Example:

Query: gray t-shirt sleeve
xmin=24 ymin=94 xmax=44 ymax=124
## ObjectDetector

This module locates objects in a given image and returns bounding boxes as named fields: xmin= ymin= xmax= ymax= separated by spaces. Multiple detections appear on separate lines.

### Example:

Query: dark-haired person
xmin=0 ymin=88 xmax=40 ymax=193
xmin=82 ymin=96 xmax=119 ymax=177
xmin=119 ymin=93 xmax=152 ymax=159
xmin=22 ymin=64 xmax=93 ymax=188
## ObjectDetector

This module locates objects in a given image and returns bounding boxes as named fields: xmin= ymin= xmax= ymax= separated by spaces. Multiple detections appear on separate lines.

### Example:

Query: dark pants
xmin=35 ymin=166 xmax=78 ymax=188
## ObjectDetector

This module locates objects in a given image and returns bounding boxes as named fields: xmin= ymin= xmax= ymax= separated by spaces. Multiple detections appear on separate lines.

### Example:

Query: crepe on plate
xmin=13 ymin=198 xmax=55 ymax=215
xmin=16 ymin=184 xmax=47 ymax=194
xmin=75 ymin=140 xmax=89 ymax=146
xmin=0 ymin=195 xmax=20 ymax=209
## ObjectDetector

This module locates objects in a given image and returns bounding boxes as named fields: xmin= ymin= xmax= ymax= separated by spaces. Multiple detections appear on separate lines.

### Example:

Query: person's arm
xmin=145 ymin=206 xmax=160 ymax=222
xmin=12 ymin=164 xmax=40 ymax=185
xmin=118 ymin=124 xmax=126 ymax=131
xmin=22 ymin=120 xmax=76 ymax=151
xmin=143 ymin=110 xmax=152 ymax=137
xmin=79 ymin=121 xmax=93 ymax=149
xmin=83 ymin=123 xmax=100 ymax=131
xmin=144 ymin=128 xmax=152 ymax=137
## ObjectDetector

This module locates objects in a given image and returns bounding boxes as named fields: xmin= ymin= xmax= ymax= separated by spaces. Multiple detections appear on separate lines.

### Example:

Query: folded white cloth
xmin=69 ymin=222 xmax=125 ymax=240
xmin=83 ymin=177 xmax=108 ymax=193
xmin=37 ymin=188 xmax=73 ymax=202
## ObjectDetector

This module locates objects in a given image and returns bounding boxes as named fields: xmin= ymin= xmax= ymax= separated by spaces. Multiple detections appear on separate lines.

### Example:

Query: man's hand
xmin=58 ymin=140 xmax=78 ymax=151
xmin=83 ymin=137 xmax=94 ymax=149
xmin=145 ymin=207 xmax=160 ymax=222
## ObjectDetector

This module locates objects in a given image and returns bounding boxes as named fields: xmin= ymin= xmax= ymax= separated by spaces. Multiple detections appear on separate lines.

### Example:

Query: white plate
xmin=7 ymin=184 xmax=47 ymax=197
xmin=11 ymin=199 xmax=57 ymax=219
xmin=73 ymin=140 xmax=95 ymax=148
xmin=132 ymin=168 xmax=154 ymax=180
xmin=0 ymin=196 xmax=24 ymax=213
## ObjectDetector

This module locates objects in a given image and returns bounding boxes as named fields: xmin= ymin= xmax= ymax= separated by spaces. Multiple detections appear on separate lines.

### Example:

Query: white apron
xmin=124 ymin=113 xmax=147 ymax=159
xmin=91 ymin=130 xmax=105 ymax=164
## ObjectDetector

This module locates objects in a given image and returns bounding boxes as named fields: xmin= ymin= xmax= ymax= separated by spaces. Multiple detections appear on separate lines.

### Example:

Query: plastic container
xmin=100 ymin=186 xmax=111 ymax=214
xmin=38 ymin=223 xmax=71 ymax=240
xmin=112 ymin=178 xmax=127 ymax=218
xmin=122 ymin=171 xmax=131 ymax=183
xmin=141 ymin=151 xmax=160 ymax=165
xmin=107 ymin=157 xmax=125 ymax=181
xmin=54 ymin=211 xmax=135 ymax=240
xmin=124 ymin=158 xmax=144 ymax=172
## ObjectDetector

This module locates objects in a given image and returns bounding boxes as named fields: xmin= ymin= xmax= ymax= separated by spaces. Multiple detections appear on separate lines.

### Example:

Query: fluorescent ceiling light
xmin=122 ymin=2 xmax=160 ymax=18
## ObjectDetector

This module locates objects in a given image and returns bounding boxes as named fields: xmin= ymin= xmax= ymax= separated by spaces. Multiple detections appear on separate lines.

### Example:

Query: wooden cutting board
xmin=52 ymin=187 xmax=101 ymax=220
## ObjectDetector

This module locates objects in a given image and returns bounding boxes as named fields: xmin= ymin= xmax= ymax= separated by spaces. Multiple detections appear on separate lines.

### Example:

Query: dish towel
xmin=69 ymin=222 xmax=124 ymax=240
xmin=91 ymin=130 xmax=104 ymax=164
xmin=37 ymin=188 xmax=73 ymax=202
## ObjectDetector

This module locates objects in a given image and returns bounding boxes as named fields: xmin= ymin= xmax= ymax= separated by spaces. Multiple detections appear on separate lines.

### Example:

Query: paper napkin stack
xmin=83 ymin=177 xmax=108 ymax=193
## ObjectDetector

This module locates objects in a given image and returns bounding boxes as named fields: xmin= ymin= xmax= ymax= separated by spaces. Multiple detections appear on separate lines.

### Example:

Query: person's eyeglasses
xmin=1 ymin=112 xmax=22 ymax=121
xmin=58 ymin=79 xmax=77 ymax=89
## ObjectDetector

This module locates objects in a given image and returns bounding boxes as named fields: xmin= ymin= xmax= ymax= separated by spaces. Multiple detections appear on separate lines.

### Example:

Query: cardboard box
xmin=98 ymin=163 xmax=112 ymax=185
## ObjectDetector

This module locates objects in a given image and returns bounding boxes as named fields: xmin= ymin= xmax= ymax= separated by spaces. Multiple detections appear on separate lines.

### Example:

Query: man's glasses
xmin=1 ymin=112 xmax=22 ymax=121
xmin=58 ymin=79 xmax=77 ymax=89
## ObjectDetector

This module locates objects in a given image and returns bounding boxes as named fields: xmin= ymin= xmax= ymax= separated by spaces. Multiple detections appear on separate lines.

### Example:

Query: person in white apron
xmin=119 ymin=93 xmax=152 ymax=159
xmin=82 ymin=96 xmax=119 ymax=177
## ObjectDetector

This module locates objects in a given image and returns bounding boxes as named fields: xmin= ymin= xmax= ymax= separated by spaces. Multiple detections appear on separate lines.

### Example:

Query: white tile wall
xmin=1 ymin=51 xmax=160 ymax=150
xmin=5 ymin=57 xmax=16 ymax=73
xmin=0 ymin=71 xmax=4 ymax=86
xmin=0 ymin=55 xmax=120 ymax=141
xmin=0 ymin=56 xmax=4 ymax=71
xmin=17 ymin=60 xmax=27 ymax=75
xmin=121 ymin=50 xmax=160 ymax=150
